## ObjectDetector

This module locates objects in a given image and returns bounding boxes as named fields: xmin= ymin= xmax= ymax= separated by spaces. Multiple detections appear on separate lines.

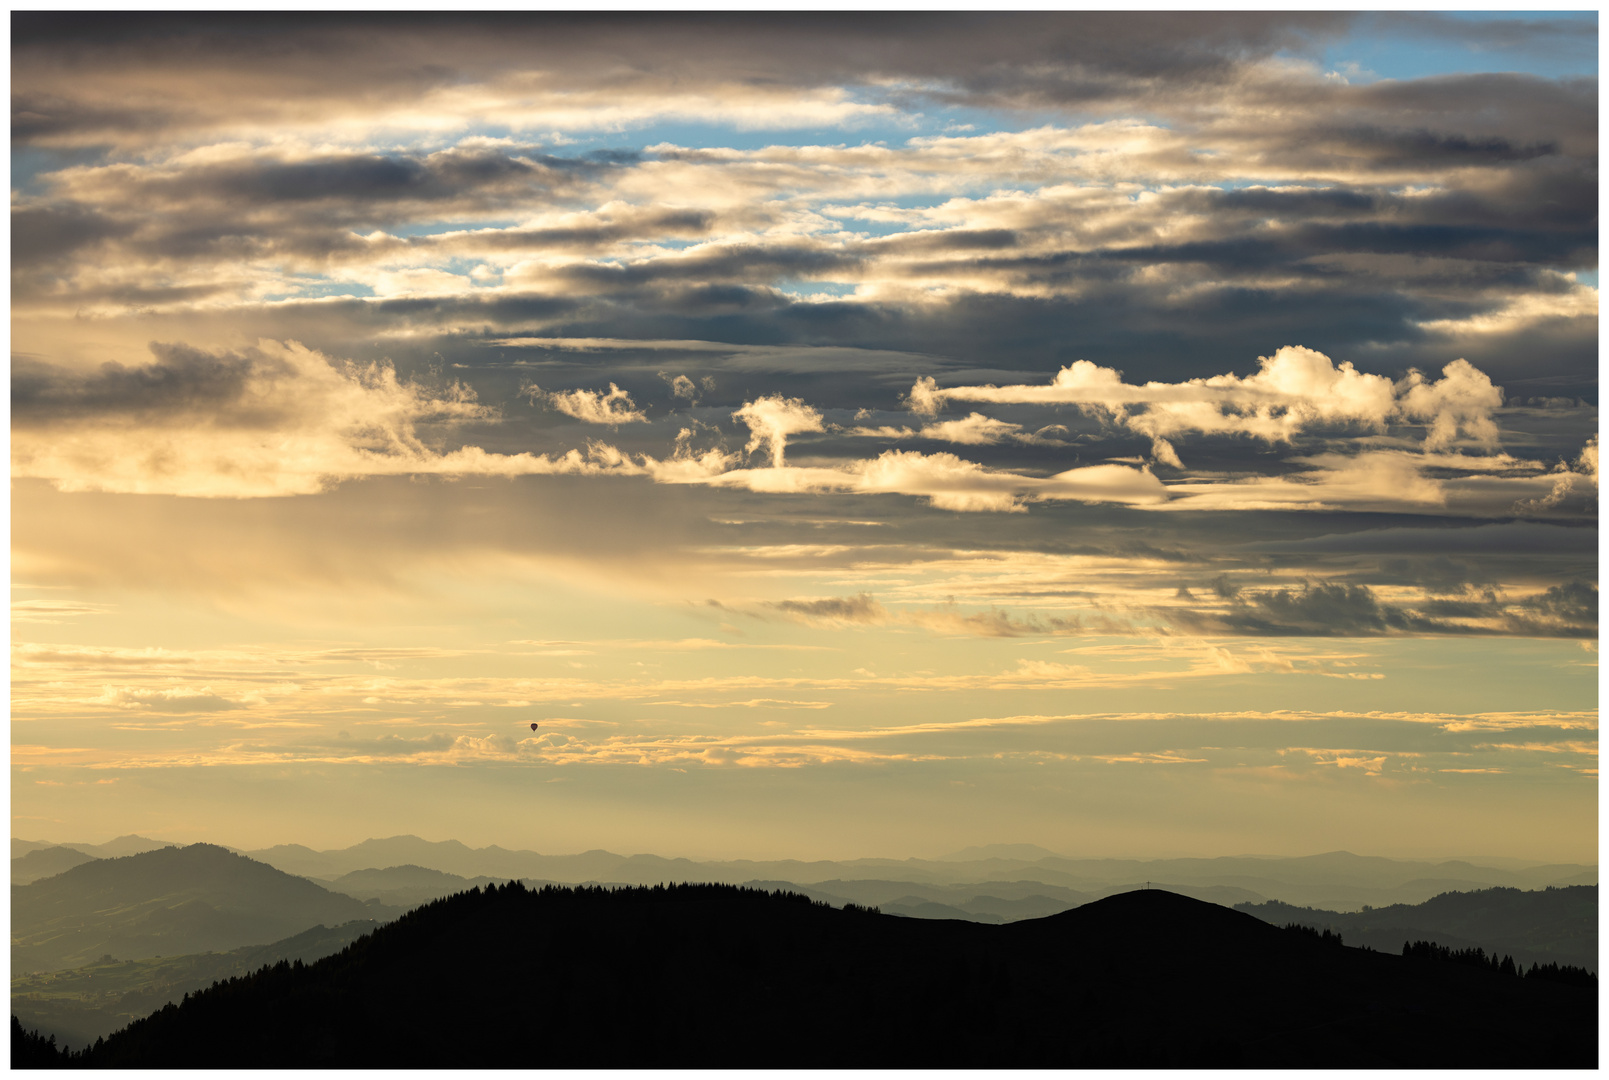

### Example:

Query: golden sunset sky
xmin=11 ymin=13 xmax=1598 ymax=860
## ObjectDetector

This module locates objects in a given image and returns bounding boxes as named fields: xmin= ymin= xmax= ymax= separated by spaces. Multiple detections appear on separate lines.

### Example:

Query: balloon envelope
xmin=530 ymin=722 xmax=539 ymax=731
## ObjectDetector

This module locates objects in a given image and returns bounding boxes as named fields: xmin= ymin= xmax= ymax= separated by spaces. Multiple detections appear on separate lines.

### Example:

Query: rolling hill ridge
xmin=33 ymin=883 xmax=1597 ymax=1068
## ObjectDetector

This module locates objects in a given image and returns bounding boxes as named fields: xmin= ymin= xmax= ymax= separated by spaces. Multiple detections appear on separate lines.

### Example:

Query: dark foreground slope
xmin=38 ymin=884 xmax=1598 ymax=1069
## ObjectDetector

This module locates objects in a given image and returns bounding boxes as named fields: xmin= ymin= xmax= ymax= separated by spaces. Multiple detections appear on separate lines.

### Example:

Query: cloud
xmin=1159 ymin=451 xmax=1449 ymax=513
xmin=11 ymin=599 xmax=114 ymax=623
xmin=1300 ymin=749 xmax=1388 ymax=775
xmin=758 ymin=594 xmax=1083 ymax=638
xmin=838 ymin=412 xmax=1048 ymax=447
xmin=1518 ymin=435 xmax=1599 ymax=512
xmin=693 ymin=449 xmax=1167 ymax=513
xmin=1164 ymin=580 xmax=1597 ymax=638
xmin=731 ymin=395 xmax=826 ymax=467
xmin=93 ymin=686 xmax=246 ymax=713
xmin=12 ymin=340 xmax=653 ymax=496
xmin=9 ymin=13 xmax=1353 ymax=148
xmin=1239 ymin=520 xmax=1597 ymax=556
xmin=529 ymin=382 xmax=649 ymax=424
xmin=659 ymin=371 xmax=700 ymax=400
xmin=767 ymin=593 xmax=887 ymax=624
xmin=908 ymin=346 xmax=1506 ymax=452
xmin=1396 ymin=359 xmax=1504 ymax=450
xmin=918 ymin=412 xmax=1025 ymax=445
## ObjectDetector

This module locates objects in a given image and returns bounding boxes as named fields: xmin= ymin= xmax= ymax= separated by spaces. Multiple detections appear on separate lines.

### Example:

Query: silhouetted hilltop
xmin=12 ymin=844 xmax=376 ymax=973
xmin=1238 ymin=885 xmax=1598 ymax=972
xmin=38 ymin=883 xmax=1596 ymax=1068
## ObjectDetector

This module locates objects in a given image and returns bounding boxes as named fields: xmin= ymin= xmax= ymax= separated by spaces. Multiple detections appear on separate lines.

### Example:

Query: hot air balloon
xmin=530 ymin=722 xmax=539 ymax=731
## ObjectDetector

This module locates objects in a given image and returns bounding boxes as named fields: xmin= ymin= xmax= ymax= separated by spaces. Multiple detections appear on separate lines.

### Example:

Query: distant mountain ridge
xmin=938 ymin=842 xmax=1068 ymax=861
xmin=39 ymin=884 xmax=1598 ymax=1068
xmin=238 ymin=835 xmax=1595 ymax=911
xmin=12 ymin=844 xmax=380 ymax=973
xmin=12 ymin=835 xmax=175 ymax=861
xmin=1238 ymin=885 xmax=1598 ymax=973
xmin=321 ymin=865 xmax=507 ymax=911
xmin=11 ymin=846 xmax=99 ymax=885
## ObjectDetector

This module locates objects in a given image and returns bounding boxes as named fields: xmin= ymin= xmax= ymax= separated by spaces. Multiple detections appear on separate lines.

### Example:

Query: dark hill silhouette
xmin=11 ymin=844 xmax=375 ymax=973
xmin=10 ymin=846 xmax=99 ymax=885
xmin=1238 ymin=885 xmax=1597 ymax=973
xmin=40 ymin=884 xmax=1596 ymax=1068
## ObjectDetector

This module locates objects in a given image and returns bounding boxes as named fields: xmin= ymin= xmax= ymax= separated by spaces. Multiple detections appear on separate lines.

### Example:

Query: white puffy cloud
xmin=531 ymin=382 xmax=649 ymax=424
xmin=1150 ymin=437 xmax=1184 ymax=468
xmin=731 ymin=395 xmax=826 ymax=467
xmin=1396 ymin=359 xmax=1504 ymax=450
xmin=919 ymin=412 xmax=1025 ymax=445
xmin=908 ymin=346 xmax=1506 ymax=451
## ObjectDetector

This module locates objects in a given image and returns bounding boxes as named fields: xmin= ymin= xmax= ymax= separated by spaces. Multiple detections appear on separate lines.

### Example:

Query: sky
xmin=9 ymin=12 xmax=1599 ymax=862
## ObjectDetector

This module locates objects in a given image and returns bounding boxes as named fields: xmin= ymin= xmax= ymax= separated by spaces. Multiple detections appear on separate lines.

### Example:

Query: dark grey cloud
xmin=1176 ymin=171 xmax=1594 ymax=238
xmin=1521 ymin=581 xmax=1598 ymax=624
xmin=1163 ymin=580 xmax=1597 ymax=638
xmin=972 ymin=224 xmax=1591 ymax=281
xmin=12 ymin=13 xmax=1354 ymax=141
xmin=1374 ymin=12 xmax=1600 ymax=59
xmin=16 ymin=15 xmax=1589 ymax=157
xmin=1317 ymin=125 xmax=1560 ymax=167
xmin=11 ymin=345 xmax=277 ymax=427
xmin=11 ymin=90 xmax=169 ymax=144
xmin=207 ymin=151 xmax=529 ymax=204
xmin=867 ymin=229 xmax=1021 ymax=256
xmin=1240 ymin=522 xmax=1598 ymax=557
xmin=11 ymin=204 xmax=133 ymax=267
xmin=12 ymin=14 xmax=1591 ymax=410
xmin=76 ymin=147 xmax=619 ymax=218
xmin=548 ymin=245 xmax=863 ymax=294
xmin=464 ymin=210 xmax=716 ymax=253
xmin=113 ymin=267 xmax=1586 ymax=409
xmin=1377 ymin=556 xmax=1495 ymax=596
xmin=15 ymin=177 xmax=699 ymax=272
xmin=767 ymin=594 xmax=885 ymax=622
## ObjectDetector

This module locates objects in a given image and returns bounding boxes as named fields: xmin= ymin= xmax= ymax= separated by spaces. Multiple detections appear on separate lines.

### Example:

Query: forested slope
xmin=21 ymin=884 xmax=1595 ymax=1069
